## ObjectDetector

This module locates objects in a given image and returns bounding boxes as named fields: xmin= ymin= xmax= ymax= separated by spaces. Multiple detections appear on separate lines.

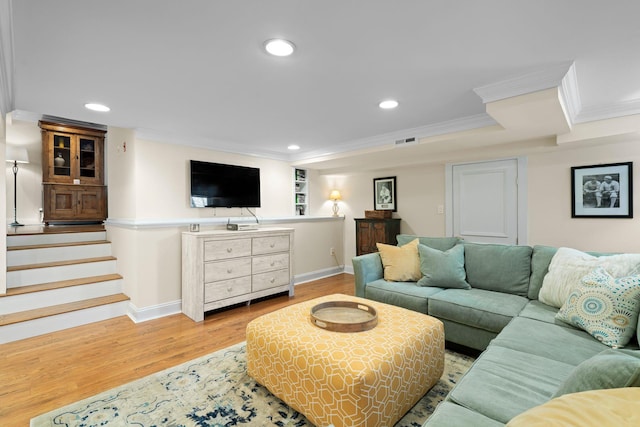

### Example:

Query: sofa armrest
xmin=352 ymin=253 xmax=384 ymax=297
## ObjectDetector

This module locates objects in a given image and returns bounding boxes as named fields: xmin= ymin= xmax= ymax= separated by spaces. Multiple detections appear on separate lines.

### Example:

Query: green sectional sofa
xmin=352 ymin=235 xmax=640 ymax=426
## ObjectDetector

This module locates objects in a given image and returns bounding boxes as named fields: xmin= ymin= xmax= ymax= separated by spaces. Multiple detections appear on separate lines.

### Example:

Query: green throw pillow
xmin=417 ymin=243 xmax=471 ymax=289
xmin=556 ymin=267 xmax=640 ymax=348
xmin=553 ymin=348 xmax=640 ymax=398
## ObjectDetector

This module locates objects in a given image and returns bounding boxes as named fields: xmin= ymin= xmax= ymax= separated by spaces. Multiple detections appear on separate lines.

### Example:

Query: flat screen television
xmin=190 ymin=160 xmax=261 ymax=208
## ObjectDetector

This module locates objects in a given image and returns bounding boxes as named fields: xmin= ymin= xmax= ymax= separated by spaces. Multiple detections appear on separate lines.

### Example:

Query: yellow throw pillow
xmin=377 ymin=238 xmax=421 ymax=282
xmin=506 ymin=388 xmax=640 ymax=427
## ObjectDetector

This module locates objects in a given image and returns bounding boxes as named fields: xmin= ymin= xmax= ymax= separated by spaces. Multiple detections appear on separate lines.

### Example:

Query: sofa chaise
xmin=352 ymin=235 xmax=640 ymax=426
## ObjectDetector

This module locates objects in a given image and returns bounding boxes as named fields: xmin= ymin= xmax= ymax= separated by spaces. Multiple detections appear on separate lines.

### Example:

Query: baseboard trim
xmin=127 ymin=266 xmax=353 ymax=323
xmin=127 ymin=300 xmax=182 ymax=323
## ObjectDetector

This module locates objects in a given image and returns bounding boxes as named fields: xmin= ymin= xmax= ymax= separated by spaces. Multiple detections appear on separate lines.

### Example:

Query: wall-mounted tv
xmin=190 ymin=160 xmax=261 ymax=208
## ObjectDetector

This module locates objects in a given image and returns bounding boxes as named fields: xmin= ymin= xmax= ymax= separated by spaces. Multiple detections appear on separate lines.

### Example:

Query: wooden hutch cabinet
xmin=40 ymin=121 xmax=107 ymax=224
xmin=355 ymin=218 xmax=401 ymax=255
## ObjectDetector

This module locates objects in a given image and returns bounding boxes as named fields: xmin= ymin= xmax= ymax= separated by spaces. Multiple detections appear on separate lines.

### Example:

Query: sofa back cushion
xmin=529 ymin=245 xmax=621 ymax=300
xmin=396 ymin=234 xmax=461 ymax=252
xmin=464 ymin=243 xmax=532 ymax=297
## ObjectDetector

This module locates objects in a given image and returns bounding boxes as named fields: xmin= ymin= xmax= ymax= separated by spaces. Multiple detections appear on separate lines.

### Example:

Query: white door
xmin=447 ymin=158 xmax=527 ymax=245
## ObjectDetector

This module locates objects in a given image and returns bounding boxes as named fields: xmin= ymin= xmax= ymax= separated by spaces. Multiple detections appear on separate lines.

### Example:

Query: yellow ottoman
xmin=246 ymin=294 xmax=445 ymax=427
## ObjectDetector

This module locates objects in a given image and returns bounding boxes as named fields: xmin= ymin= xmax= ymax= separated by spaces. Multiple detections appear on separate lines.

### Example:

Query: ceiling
xmin=8 ymin=1 xmax=640 ymax=172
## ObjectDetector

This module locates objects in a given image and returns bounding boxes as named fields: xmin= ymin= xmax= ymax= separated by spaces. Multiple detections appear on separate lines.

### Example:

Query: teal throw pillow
xmin=552 ymin=348 xmax=640 ymax=398
xmin=556 ymin=267 xmax=640 ymax=348
xmin=417 ymin=243 xmax=470 ymax=289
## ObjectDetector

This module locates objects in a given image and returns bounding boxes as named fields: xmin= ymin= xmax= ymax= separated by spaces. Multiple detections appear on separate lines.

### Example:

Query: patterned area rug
xmin=31 ymin=342 xmax=474 ymax=427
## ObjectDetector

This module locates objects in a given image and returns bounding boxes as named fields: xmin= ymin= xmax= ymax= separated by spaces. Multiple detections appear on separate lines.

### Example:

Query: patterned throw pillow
xmin=556 ymin=267 xmax=640 ymax=348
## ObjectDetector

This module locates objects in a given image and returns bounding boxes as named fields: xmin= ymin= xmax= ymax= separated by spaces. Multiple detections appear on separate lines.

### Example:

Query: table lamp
xmin=330 ymin=190 xmax=342 ymax=217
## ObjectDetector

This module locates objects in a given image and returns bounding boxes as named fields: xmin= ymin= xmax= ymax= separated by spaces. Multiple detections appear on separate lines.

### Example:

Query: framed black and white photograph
xmin=571 ymin=162 xmax=633 ymax=218
xmin=373 ymin=176 xmax=397 ymax=211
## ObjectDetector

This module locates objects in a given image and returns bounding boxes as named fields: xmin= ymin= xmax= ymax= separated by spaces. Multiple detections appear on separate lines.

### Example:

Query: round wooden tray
xmin=310 ymin=301 xmax=378 ymax=332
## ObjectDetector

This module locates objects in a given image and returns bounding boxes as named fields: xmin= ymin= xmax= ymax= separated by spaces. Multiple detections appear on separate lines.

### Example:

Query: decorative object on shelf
xmin=373 ymin=176 xmax=397 ymax=211
xmin=330 ymin=190 xmax=342 ymax=216
xmin=54 ymin=152 xmax=65 ymax=167
xmin=571 ymin=162 xmax=633 ymax=218
xmin=5 ymin=145 xmax=30 ymax=227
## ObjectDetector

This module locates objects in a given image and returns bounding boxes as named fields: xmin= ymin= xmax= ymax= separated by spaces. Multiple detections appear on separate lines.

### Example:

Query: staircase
xmin=1 ymin=226 xmax=129 ymax=344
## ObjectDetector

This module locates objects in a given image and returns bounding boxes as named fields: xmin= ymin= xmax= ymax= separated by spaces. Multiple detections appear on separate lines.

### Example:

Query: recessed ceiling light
xmin=287 ymin=144 xmax=300 ymax=150
xmin=84 ymin=103 xmax=110 ymax=112
xmin=264 ymin=39 xmax=296 ymax=57
xmin=379 ymin=100 xmax=399 ymax=109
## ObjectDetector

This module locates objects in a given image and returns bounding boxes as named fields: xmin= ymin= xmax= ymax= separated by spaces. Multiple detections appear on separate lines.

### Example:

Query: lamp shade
xmin=329 ymin=190 xmax=342 ymax=201
xmin=6 ymin=146 xmax=29 ymax=164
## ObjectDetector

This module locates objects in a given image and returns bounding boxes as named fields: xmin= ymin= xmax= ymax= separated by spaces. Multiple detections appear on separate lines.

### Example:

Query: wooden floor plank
xmin=0 ymin=274 xmax=355 ymax=426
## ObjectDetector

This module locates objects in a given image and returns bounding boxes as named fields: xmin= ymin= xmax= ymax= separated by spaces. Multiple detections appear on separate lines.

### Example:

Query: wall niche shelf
xmin=294 ymin=168 xmax=308 ymax=216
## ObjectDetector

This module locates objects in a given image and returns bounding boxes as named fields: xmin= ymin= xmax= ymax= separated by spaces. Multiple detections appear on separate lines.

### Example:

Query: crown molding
xmin=473 ymin=62 xmax=575 ymax=104
xmin=575 ymin=99 xmax=640 ymax=124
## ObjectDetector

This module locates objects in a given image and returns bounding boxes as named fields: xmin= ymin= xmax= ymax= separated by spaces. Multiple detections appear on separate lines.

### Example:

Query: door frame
xmin=445 ymin=156 xmax=528 ymax=245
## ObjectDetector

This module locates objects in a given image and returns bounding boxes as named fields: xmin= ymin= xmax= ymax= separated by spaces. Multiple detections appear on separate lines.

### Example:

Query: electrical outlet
xmin=330 ymin=247 xmax=335 ymax=256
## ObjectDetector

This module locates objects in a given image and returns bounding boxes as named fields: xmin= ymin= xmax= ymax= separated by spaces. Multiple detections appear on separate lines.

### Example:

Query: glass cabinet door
xmin=52 ymin=134 xmax=72 ymax=177
xmin=79 ymin=137 xmax=96 ymax=178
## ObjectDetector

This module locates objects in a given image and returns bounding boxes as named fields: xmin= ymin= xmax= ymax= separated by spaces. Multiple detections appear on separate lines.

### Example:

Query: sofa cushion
xmin=507 ymin=388 xmax=640 ymax=427
xmin=529 ymin=245 xmax=558 ymax=300
xmin=396 ymin=234 xmax=461 ymax=252
xmin=376 ymin=238 xmax=421 ymax=282
xmin=448 ymin=345 xmax=574 ymax=424
xmin=538 ymin=247 xmax=640 ymax=308
xmin=364 ymin=279 xmax=443 ymax=314
xmin=463 ymin=243 xmax=532 ymax=297
xmin=556 ymin=267 xmax=640 ymax=348
xmin=489 ymin=317 xmax=607 ymax=366
xmin=417 ymin=243 xmax=470 ymax=289
xmin=518 ymin=300 xmax=573 ymax=328
xmin=425 ymin=401 xmax=504 ymax=427
xmin=428 ymin=288 xmax=528 ymax=333
xmin=552 ymin=348 xmax=640 ymax=398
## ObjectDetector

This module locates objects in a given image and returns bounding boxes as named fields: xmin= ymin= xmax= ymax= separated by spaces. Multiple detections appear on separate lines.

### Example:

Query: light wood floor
xmin=0 ymin=274 xmax=355 ymax=426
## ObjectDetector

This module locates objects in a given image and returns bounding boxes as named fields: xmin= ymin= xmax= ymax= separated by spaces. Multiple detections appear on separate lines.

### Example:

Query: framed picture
xmin=571 ymin=162 xmax=633 ymax=218
xmin=373 ymin=176 xmax=397 ymax=211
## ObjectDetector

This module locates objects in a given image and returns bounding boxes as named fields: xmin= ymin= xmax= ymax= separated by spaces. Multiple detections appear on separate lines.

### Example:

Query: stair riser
xmin=7 ymin=231 xmax=107 ymax=247
xmin=0 ymin=301 xmax=129 ymax=344
xmin=7 ymin=244 xmax=112 ymax=267
xmin=0 ymin=279 xmax=123 ymax=314
xmin=7 ymin=261 xmax=118 ymax=288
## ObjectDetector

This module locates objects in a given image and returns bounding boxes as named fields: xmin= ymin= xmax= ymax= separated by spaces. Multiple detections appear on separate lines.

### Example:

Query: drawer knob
xmin=270 ymin=261 xmax=275 ymax=266
xmin=227 ymin=248 xmax=233 ymax=253
xmin=270 ymin=277 xmax=275 ymax=283
xmin=270 ymin=243 xmax=275 ymax=248
xmin=227 ymin=286 xmax=232 ymax=292
xmin=227 ymin=268 xmax=233 ymax=273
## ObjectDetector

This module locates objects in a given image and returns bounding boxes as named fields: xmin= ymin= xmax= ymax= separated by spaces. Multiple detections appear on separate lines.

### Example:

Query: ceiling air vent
xmin=394 ymin=137 xmax=417 ymax=146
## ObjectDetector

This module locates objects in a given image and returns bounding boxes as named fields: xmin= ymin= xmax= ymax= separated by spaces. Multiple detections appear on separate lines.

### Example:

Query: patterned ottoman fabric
xmin=246 ymin=294 xmax=445 ymax=427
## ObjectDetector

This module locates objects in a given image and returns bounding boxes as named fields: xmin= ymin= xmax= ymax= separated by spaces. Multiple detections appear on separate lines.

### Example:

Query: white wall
xmin=322 ymin=138 xmax=640 ymax=265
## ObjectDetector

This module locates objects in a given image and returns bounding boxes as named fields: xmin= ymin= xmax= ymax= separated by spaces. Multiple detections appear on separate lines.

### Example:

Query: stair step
xmin=7 ymin=256 xmax=117 ymax=272
xmin=1 ymin=274 xmax=123 ymax=297
xmin=0 ymin=293 xmax=130 ymax=326
xmin=7 ymin=231 xmax=107 ymax=247
xmin=6 ymin=241 xmax=113 ymax=267
xmin=7 ymin=240 xmax=111 ymax=251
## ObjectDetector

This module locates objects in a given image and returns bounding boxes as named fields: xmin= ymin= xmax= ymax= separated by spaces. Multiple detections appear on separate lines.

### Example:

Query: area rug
xmin=31 ymin=342 xmax=475 ymax=427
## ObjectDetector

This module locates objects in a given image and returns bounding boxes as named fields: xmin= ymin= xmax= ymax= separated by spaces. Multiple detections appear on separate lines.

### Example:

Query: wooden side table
xmin=354 ymin=218 xmax=401 ymax=255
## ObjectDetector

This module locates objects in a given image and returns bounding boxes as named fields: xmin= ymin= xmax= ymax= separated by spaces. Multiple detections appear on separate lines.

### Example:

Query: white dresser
xmin=181 ymin=227 xmax=294 ymax=321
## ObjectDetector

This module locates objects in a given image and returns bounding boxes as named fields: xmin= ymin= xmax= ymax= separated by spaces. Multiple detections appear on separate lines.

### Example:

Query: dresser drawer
xmin=252 ymin=253 xmax=290 ymax=274
xmin=252 ymin=268 xmax=290 ymax=292
xmin=204 ymin=238 xmax=251 ymax=261
xmin=205 ymin=276 xmax=251 ymax=303
xmin=252 ymin=235 xmax=289 ymax=255
xmin=204 ymin=258 xmax=251 ymax=282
